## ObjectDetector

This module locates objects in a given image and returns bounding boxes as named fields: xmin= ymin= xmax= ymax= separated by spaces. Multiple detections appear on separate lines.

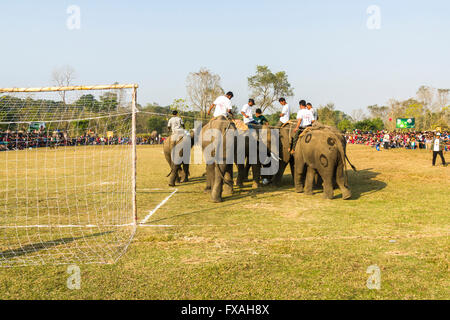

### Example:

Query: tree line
xmin=142 ymin=66 xmax=449 ymax=134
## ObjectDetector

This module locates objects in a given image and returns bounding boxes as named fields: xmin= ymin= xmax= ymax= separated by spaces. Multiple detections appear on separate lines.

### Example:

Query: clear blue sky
xmin=1 ymin=0 xmax=449 ymax=114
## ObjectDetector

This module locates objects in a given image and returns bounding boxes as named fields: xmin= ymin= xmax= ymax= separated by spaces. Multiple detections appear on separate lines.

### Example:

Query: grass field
xmin=0 ymin=144 xmax=449 ymax=299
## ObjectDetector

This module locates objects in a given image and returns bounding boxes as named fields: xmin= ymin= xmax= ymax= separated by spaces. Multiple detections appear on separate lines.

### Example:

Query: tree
xmin=248 ymin=65 xmax=294 ymax=112
xmin=317 ymin=103 xmax=351 ymax=127
xmin=367 ymin=105 xmax=389 ymax=121
xmin=170 ymin=98 xmax=189 ymax=113
xmin=99 ymin=92 xmax=118 ymax=111
xmin=147 ymin=117 xmax=167 ymax=134
xmin=337 ymin=119 xmax=353 ymax=132
xmin=437 ymin=89 xmax=450 ymax=110
xmin=186 ymin=68 xmax=224 ymax=120
xmin=75 ymin=94 xmax=101 ymax=112
xmin=354 ymin=118 xmax=384 ymax=131
xmin=416 ymin=85 xmax=435 ymax=110
xmin=52 ymin=65 xmax=76 ymax=105
xmin=351 ymin=108 xmax=367 ymax=122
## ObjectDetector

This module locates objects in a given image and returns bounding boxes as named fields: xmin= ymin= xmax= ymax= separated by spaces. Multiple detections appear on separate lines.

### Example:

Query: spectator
xmin=432 ymin=133 xmax=447 ymax=167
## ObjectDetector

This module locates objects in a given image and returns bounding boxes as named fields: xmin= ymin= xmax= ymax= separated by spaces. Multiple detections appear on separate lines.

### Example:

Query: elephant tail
xmin=345 ymin=154 xmax=357 ymax=172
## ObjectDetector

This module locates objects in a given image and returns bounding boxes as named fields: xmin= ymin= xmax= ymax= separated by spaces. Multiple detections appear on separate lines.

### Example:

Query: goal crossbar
xmin=0 ymin=84 xmax=138 ymax=93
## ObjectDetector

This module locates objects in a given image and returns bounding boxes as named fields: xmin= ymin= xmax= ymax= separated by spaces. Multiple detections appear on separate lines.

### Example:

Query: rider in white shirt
xmin=291 ymin=100 xmax=315 ymax=153
xmin=277 ymin=98 xmax=290 ymax=127
xmin=208 ymin=92 xmax=234 ymax=118
xmin=167 ymin=110 xmax=184 ymax=133
xmin=307 ymin=103 xmax=318 ymax=121
xmin=241 ymin=99 xmax=257 ymax=125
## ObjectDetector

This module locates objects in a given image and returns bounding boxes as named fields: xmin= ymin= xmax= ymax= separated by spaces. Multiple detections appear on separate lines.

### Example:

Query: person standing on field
xmin=432 ymin=132 xmax=447 ymax=167
xmin=383 ymin=132 xmax=390 ymax=150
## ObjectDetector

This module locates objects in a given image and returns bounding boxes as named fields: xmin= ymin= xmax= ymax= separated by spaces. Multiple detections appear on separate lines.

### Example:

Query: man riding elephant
xmin=163 ymin=110 xmax=194 ymax=186
xmin=202 ymin=92 xmax=236 ymax=203
xmin=269 ymin=99 xmax=297 ymax=187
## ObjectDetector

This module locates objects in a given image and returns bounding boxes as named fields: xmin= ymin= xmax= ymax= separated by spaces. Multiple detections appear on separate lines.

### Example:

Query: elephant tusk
xmin=271 ymin=152 xmax=280 ymax=161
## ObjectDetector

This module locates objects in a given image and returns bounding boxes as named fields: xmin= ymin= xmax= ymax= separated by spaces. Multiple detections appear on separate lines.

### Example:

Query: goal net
xmin=0 ymin=85 xmax=138 ymax=267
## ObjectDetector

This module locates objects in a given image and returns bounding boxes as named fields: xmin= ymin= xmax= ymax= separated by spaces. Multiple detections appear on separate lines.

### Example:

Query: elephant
xmin=201 ymin=116 xmax=236 ymax=203
xmin=234 ymin=126 xmax=266 ymax=189
xmin=271 ymin=121 xmax=297 ymax=186
xmin=163 ymin=131 xmax=194 ymax=187
xmin=293 ymin=124 xmax=356 ymax=200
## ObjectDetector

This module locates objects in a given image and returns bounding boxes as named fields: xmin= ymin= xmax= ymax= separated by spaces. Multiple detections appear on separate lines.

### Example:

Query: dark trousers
xmin=291 ymin=125 xmax=312 ymax=150
xmin=432 ymin=151 xmax=446 ymax=166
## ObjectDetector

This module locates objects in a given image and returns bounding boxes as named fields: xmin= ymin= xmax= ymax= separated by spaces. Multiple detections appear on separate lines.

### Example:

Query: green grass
xmin=0 ymin=144 xmax=449 ymax=299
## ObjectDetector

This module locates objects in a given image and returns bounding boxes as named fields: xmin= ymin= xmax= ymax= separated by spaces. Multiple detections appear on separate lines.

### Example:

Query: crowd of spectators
xmin=0 ymin=131 xmax=164 ymax=151
xmin=346 ymin=130 xmax=450 ymax=151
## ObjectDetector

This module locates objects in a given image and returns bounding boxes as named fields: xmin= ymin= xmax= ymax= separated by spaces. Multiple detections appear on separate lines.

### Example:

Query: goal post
xmin=0 ymin=84 xmax=138 ymax=266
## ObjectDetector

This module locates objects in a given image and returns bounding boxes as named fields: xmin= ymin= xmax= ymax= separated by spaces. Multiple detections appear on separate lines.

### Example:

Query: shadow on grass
xmin=147 ymin=184 xmax=296 ymax=225
xmin=347 ymin=168 xmax=387 ymax=200
xmin=0 ymin=231 xmax=112 ymax=259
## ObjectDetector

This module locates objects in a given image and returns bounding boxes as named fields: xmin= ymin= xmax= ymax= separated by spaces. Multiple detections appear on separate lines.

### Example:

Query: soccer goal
xmin=0 ymin=84 xmax=138 ymax=267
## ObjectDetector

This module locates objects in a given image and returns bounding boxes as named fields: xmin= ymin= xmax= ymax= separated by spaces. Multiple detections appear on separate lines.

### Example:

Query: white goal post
xmin=0 ymin=84 xmax=138 ymax=266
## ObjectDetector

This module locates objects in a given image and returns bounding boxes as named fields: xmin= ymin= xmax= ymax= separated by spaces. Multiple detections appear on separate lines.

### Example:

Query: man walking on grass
xmin=432 ymin=132 xmax=447 ymax=167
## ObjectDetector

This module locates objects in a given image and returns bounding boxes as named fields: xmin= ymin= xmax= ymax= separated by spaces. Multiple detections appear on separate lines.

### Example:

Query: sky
xmin=0 ymin=0 xmax=449 ymax=114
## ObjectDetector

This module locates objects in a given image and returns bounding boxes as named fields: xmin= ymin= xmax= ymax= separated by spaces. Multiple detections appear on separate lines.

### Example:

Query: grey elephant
xmin=201 ymin=116 xmax=235 ymax=203
xmin=293 ymin=124 xmax=356 ymax=200
xmin=270 ymin=121 xmax=296 ymax=186
xmin=163 ymin=131 xmax=194 ymax=187
xmin=234 ymin=126 xmax=268 ymax=189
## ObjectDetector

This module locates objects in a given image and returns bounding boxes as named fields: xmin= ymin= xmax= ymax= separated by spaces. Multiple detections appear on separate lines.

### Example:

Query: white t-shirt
xmin=433 ymin=138 xmax=441 ymax=152
xmin=167 ymin=116 xmax=184 ymax=133
xmin=280 ymin=104 xmax=290 ymax=124
xmin=241 ymin=104 xmax=253 ymax=124
xmin=213 ymin=96 xmax=232 ymax=118
xmin=309 ymin=107 xmax=318 ymax=121
xmin=297 ymin=108 xmax=314 ymax=128
xmin=384 ymin=134 xmax=390 ymax=143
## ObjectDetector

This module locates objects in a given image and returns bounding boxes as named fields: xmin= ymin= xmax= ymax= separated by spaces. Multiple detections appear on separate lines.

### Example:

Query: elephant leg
xmin=294 ymin=157 xmax=305 ymax=193
xmin=273 ymin=161 xmax=288 ymax=187
xmin=168 ymin=165 xmax=179 ymax=187
xmin=336 ymin=161 xmax=351 ymax=200
xmin=304 ymin=167 xmax=315 ymax=196
xmin=244 ymin=158 xmax=251 ymax=181
xmin=314 ymin=173 xmax=323 ymax=190
xmin=251 ymin=164 xmax=261 ymax=189
xmin=181 ymin=164 xmax=189 ymax=183
xmin=205 ymin=164 xmax=214 ymax=192
xmin=235 ymin=163 xmax=245 ymax=188
xmin=211 ymin=164 xmax=225 ymax=203
xmin=176 ymin=167 xmax=182 ymax=183
xmin=289 ymin=158 xmax=295 ymax=182
xmin=318 ymin=168 xmax=335 ymax=200
xmin=223 ymin=164 xmax=234 ymax=196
